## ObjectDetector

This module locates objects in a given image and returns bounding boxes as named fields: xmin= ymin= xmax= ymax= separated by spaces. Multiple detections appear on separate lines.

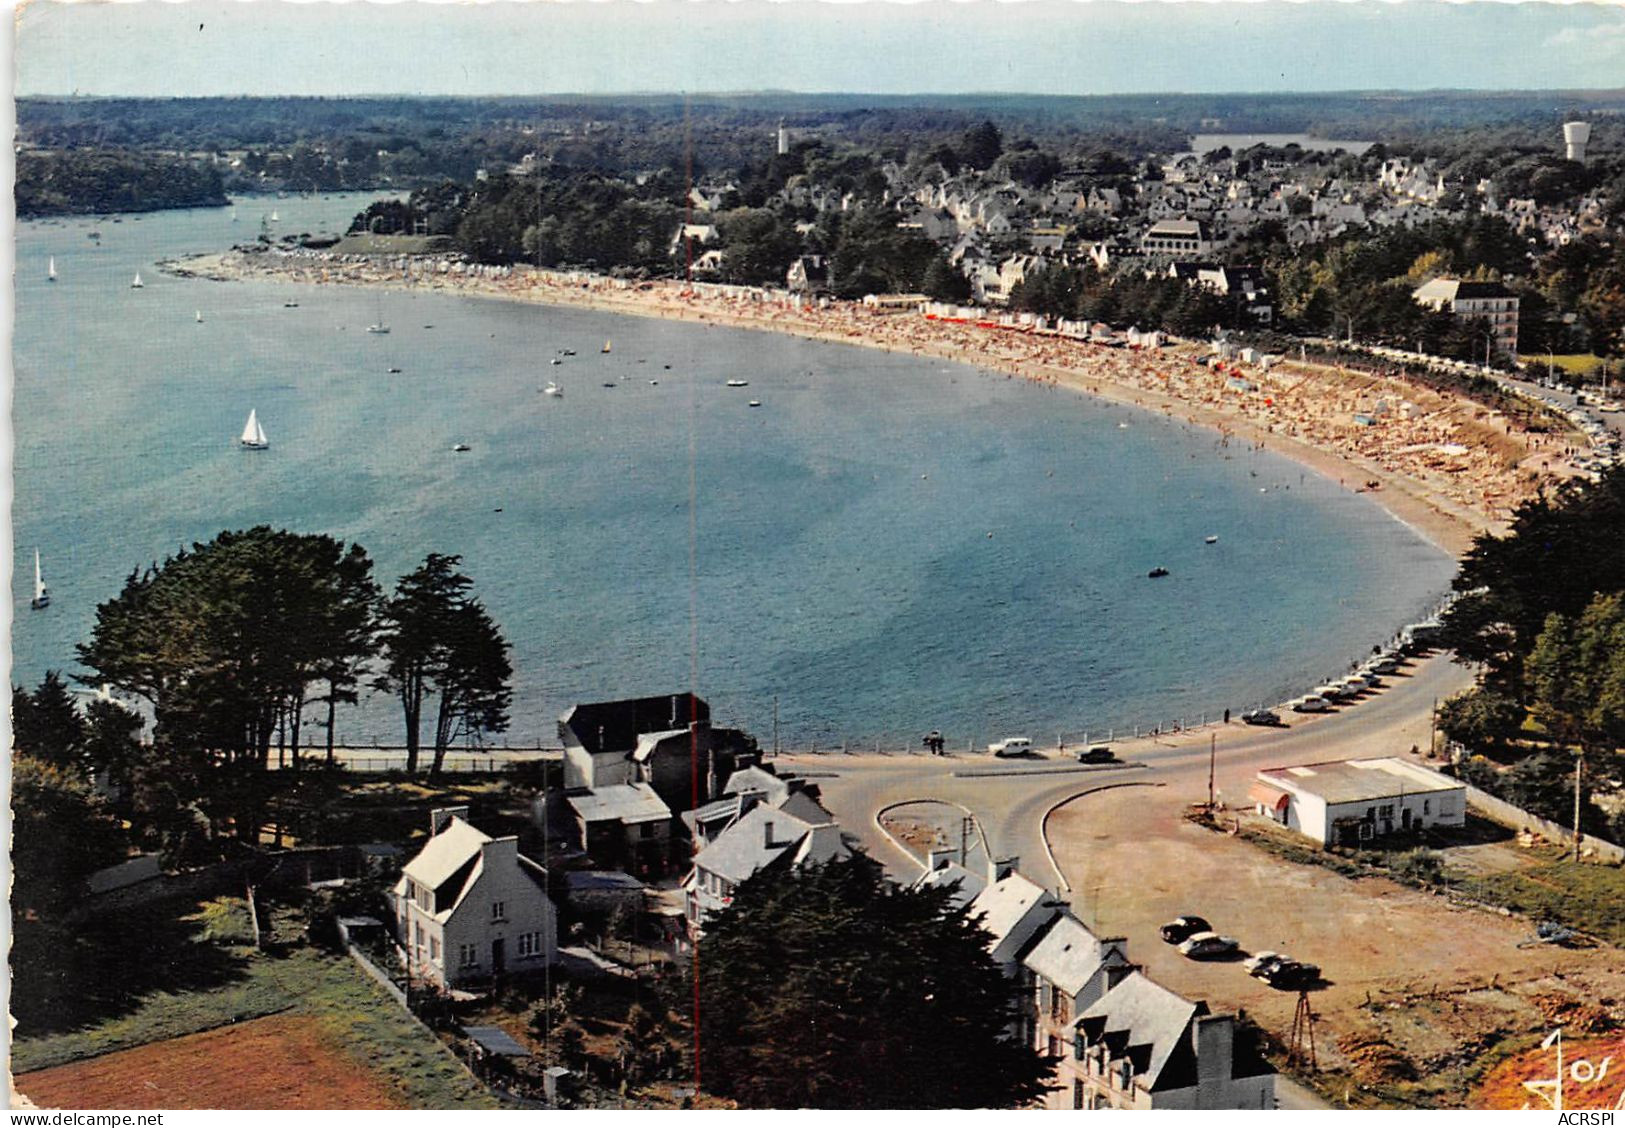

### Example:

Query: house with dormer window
xmin=391 ymin=806 xmax=559 ymax=989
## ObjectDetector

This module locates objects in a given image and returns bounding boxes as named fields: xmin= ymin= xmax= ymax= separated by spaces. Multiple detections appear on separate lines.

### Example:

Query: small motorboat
xmin=452 ymin=442 xmax=471 ymax=452
xmin=748 ymin=400 xmax=762 ymax=407
xmin=649 ymin=380 xmax=659 ymax=386
xmin=387 ymin=367 xmax=403 ymax=374
xmin=544 ymin=382 xmax=563 ymax=397
xmin=1205 ymin=535 xmax=1219 ymax=544
xmin=551 ymin=358 xmax=563 ymax=366
xmin=1147 ymin=566 xmax=1170 ymax=579
xmin=602 ymin=382 xmax=617 ymax=388
xmin=726 ymin=379 xmax=749 ymax=387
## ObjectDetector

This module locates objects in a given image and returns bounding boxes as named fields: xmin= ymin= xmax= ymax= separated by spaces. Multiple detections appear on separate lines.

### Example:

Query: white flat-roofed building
xmin=1252 ymin=757 xmax=1466 ymax=847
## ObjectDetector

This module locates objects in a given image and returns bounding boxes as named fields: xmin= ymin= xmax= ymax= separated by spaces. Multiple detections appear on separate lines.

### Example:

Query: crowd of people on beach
xmin=202 ymin=245 xmax=1581 ymax=535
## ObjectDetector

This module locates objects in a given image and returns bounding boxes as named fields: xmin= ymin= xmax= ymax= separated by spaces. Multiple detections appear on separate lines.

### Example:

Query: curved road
xmin=780 ymin=649 xmax=1473 ymax=892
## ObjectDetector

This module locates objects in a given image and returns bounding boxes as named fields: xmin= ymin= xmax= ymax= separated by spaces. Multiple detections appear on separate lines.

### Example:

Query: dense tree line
xmin=59 ymin=527 xmax=511 ymax=859
xmin=692 ymin=854 xmax=1057 ymax=1108
xmin=1438 ymin=466 xmax=1625 ymax=840
xmin=16 ymin=150 xmax=227 ymax=217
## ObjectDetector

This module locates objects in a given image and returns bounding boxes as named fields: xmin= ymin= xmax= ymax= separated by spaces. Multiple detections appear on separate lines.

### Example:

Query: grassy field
xmin=1451 ymin=846 xmax=1625 ymax=946
xmin=12 ymin=898 xmax=496 ymax=1109
xmin=1518 ymin=353 xmax=1606 ymax=377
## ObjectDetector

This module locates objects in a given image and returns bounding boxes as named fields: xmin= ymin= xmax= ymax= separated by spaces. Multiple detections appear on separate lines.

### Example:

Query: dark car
xmin=1263 ymin=960 xmax=1322 ymax=989
xmin=1078 ymin=746 xmax=1116 ymax=764
xmin=1240 ymin=709 xmax=1283 ymax=727
xmin=1159 ymin=915 xmax=1212 ymax=944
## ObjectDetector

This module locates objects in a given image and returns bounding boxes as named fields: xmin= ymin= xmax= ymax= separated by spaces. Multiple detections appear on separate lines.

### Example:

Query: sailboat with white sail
xmin=239 ymin=409 xmax=269 ymax=450
xmin=47 ymin=257 xmax=57 ymax=282
xmin=31 ymin=550 xmax=50 ymax=610
xmin=131 ymin=272 xmax=144 ymax=289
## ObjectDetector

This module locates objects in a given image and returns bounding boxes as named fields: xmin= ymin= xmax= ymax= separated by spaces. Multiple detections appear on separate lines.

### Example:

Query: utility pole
xmin=1429 ymin=697 xmax=1438 ymax=759
xmin=1208 ymin=733 xmax=1217 ymax=812
xmin=772 ymin=695 xmax=779 ymax=758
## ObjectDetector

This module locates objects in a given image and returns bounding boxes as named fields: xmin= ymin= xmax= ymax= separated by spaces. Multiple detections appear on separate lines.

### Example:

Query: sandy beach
xmin=169 ymin=248 xmax=1580 ymax=556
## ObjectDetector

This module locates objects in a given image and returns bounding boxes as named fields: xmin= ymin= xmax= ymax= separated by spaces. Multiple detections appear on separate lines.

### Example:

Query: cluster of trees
xmin=1439 ymin=466 xmax=1625 ymax=839
xmin=353 ymin=172 xmax=685 ymax=273
xmin=16 ymin=150 xmax=228 ymax=217
xmin=56 ymin=527 xmax=510 ymax=860
xmin=11 ymin=674 xmax=137 ymax=916
xmin=1009 ymin=262 xmax=1255 ymax=337
xmin=692 ymin=854 xmax=1056 ymax=1108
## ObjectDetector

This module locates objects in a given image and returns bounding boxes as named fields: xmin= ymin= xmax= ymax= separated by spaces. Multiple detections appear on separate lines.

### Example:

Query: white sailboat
xmin=270 ymin=209 xmax=280 ymax=222
xmin=239 ymin=409 xmax=269 ymax=450
xmin=231 ymin=207 xmax=239 ymax=222
xmin=131 ymin=272 xmax=144 ymax=289
xmin=31 ymin=550 xmax=50 ymax=610
xmin=195 ymin=310 xmax=204 ymax=324
xmin=544 ymin=381 xmax=563 ymax=397
xmin=47 ymin=257 xmax=57 ymax=282
xmin=601 ymin=339 xmax=612 ymax=354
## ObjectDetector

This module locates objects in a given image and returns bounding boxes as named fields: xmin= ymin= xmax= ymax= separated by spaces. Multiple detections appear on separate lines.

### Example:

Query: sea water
xmin=12 ymin=194 xmax=1456 ymax=748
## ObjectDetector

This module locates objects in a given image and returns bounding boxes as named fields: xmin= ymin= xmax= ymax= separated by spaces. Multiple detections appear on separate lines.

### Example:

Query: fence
xmin=1463 ymin=783 xmax=1624 ymax=863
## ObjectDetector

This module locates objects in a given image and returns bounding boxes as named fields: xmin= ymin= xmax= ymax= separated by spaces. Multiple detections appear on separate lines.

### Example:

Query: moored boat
xmin=239 ymin=409 xmax=269 ymax=450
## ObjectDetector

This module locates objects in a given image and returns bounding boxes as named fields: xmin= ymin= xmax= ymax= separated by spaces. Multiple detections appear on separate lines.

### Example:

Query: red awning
xmin=1249 ymin=782 xmax=1291 ymax=812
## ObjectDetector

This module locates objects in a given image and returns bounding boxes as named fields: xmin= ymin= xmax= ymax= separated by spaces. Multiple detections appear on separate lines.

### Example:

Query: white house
xmin=1072 ymin=969 xmax=1276 ymax=1110
xmin=682 ymin=794 xmax=848 ymax=935
xmin=1020 ymin=914 xmax=1132 ymax=1106
xmin=392 ymin=807 xmax=560 ymax=989
xmin=1252 ymin=757 xmax=1467 ymax=847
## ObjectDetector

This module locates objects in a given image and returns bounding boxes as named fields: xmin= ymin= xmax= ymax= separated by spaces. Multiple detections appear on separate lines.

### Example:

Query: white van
xmin=989 ymin=737 xmax=1033 ymax=757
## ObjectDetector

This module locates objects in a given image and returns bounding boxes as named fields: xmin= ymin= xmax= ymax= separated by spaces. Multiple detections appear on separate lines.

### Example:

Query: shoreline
xmin=168 ymin=248 xmax=1571 ymax=559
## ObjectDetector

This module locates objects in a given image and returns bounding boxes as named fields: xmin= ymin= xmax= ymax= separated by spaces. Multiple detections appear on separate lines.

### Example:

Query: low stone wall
xmin=1465 ymin=784 xmax=1624 ymax=863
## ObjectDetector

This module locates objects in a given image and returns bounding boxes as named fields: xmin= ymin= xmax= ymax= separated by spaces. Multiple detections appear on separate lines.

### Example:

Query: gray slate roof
xmin=1077 ymin=970 xmax=1203 ymax=1092
xmin=1023 ymin=914 xmax=1127 ymax=998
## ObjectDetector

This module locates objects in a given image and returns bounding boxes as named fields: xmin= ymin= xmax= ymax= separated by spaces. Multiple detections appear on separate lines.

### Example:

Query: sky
xmin=9 ymin=0 xmax=1625 ymax=98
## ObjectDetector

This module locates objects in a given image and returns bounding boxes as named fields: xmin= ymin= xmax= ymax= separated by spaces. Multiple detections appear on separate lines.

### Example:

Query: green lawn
xmin=13 ymin=898 xmax=496 ymax=1109
xmin=1450 ymin=846 xmax=1625 ymax=946
xmin=1518 ymin=353 xmax=1605 ymax=377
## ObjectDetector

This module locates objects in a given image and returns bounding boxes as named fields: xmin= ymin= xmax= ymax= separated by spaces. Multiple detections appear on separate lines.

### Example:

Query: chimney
xmin=1194 ymin=1014 xmax=1235 ymax=1087
xmin=738 ymin=790 xmax=763 ymax=817
xmin=763 ymin=820 xmax=777 ymax=849
xmin=927 ymin=846 xmax=957 ymax=873
xmin=481 ymin=836 xmax=520 ymax=867
xmin=987 ymin=855 xmax=1021 ymax=883
xmin=430 ymin=805 xmax=470 ymax=836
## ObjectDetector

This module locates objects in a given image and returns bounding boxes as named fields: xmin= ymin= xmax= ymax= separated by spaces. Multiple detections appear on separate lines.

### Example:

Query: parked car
xmin=1368 ymin=655 xmax=1401 ymax=675
xmin=1240 ymin=709 xmax=1282 ymax=727
xmin=1077 ymin=746 xmax=1116 ymax=763
xmin=1291 ymin=695 xmax=1331 ymax=713
xmin=989 ymin=736 xmax=1033 ymax=758
xmin=1244 ymin=951 xmax=1289 ymax=978
xmin=1263 ymin=959 xmax=1322 ymax=989
xmin=1177 ymin=932 xmax=1240 ymax=960
xmin=1159 ymin=915 xmax=1212 ymax=944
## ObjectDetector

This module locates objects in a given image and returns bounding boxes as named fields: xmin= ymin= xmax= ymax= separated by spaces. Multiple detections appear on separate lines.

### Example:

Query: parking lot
xmin=1044 ymin=788 xmax=1618 ymax=1078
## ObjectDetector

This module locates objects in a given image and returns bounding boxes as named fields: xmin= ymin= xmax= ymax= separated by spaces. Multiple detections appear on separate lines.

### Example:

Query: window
xmin=517 ymin=931 xmax=541 ymax=957
xmin=491 ymin=900 xmax=506 ymax=921
xmin=459 ymin=944 xmax=479 ymax=968
xmin=1048 ymin=1035 xmax=1061 ymax=1060
xmin=1379 ymin=804 xmax=1395 ymax=819
xmin=1051 ymin=990 xmax=1071 ymax=1025
xmin=429 ymin=936 xmax=440 ymax=962
xmin=640 ymin=822 xmax=657 ymax=839
xmin=414 ymin=923 xmax=422 ymax=949
xmin=1073 ymin=1080 xmax=1085 ymax=1110
xmin=1423 ymin=799 xmax=1431 ymax=815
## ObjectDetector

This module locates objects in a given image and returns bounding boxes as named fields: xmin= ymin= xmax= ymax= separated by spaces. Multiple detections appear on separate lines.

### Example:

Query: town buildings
xmin=1412 ymin=278 xmax=1521 ymax=357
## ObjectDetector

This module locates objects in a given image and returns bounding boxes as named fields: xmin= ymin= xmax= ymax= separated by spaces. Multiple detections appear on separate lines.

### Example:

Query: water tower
xmin=1563 ymin=121 xmax=1591 ymax=163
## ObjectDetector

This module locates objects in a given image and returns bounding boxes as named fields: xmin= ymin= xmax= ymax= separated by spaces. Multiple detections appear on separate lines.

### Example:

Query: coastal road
xmin=778 ymin=648 xmax=1475 ymax=889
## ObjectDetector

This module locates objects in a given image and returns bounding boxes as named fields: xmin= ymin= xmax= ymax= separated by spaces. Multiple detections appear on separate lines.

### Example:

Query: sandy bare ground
xmin=1045 ymin=792 xmax=1625 ymax=1097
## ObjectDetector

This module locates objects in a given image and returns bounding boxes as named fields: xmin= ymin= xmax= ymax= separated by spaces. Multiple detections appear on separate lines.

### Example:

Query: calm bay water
xmin=12 ymin=194 xmax=1454 ymax=747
